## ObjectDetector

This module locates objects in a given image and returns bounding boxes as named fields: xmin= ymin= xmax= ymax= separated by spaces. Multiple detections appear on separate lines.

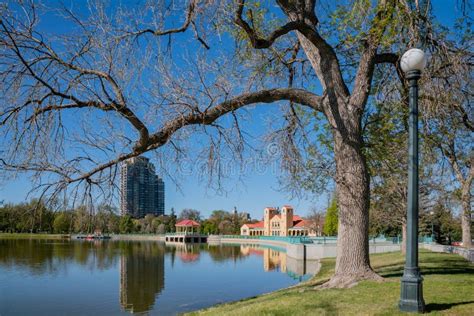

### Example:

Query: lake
xmin=0 ymin=239 xmax=318 ymax=315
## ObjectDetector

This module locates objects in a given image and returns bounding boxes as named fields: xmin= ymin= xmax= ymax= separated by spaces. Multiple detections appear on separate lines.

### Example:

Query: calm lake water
xmin=0 ymin=239 xmax=318 ymax=315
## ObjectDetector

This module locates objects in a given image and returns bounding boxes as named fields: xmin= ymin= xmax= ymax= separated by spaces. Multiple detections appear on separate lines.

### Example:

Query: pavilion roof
xmin=175 ymin=219 xmax=200 ymax=227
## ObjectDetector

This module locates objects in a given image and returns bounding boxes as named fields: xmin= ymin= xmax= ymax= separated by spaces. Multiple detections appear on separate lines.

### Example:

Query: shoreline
xmin=0 ymin=233 xmax=403 ymax=261
xmin=0 ymin=233 xmax=70 ymax=239
xmin=4 ymin=233 xmax=470 ymax=263
xmin=0 ymin=233 xmax=166 ymax=240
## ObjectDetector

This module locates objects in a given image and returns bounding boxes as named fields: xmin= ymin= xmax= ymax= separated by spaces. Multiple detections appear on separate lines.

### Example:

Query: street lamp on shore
xmin=399 ymin=48 xmax=427 ymax=313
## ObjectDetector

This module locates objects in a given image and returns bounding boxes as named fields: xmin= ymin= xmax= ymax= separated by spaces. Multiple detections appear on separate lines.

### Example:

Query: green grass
xmin=0 ymin=233 xmax=69 ymax=239
xmin=188 ymin=250 xmax=474 ymax=316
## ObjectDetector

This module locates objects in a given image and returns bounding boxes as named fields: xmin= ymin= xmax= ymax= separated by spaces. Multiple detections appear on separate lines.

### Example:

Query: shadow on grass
xmin=426 ymin=301 xmax=474 ymax=312
xmin=381 ymin=267 xmax=474 ymax=278
xmin=375 ymin=252 xmax=473 ymax=279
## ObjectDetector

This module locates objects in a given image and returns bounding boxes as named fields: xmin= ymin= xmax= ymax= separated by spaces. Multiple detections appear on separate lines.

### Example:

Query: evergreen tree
xmin=323 ymin=197 xmax=338 ymax=236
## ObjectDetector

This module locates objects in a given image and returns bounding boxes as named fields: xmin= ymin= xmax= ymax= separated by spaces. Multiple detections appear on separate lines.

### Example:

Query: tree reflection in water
xmin=0 ymin=239 xmax=319 ymax=314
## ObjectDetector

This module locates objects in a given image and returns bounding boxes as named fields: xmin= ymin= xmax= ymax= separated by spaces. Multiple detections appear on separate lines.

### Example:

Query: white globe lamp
xmin=400 ymin=48 xmax=427 ymax=73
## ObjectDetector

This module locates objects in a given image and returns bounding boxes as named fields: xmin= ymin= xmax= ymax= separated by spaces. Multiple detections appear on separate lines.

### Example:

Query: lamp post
xmin=399 ymin=48 xmax=427 ymax=313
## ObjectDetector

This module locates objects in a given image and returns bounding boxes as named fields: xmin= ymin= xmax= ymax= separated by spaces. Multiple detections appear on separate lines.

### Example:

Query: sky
xmin=0 ymin=0 xmax=465 ymax=219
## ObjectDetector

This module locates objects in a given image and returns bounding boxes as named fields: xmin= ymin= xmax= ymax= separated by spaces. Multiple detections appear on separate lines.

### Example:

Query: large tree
xmin=179 ymin=209 xmax=201 ymax=222
xmin=0 ymin=1 xmax=467 ymax=287
xmin=421 ymin=40 xmax=473 ymax=247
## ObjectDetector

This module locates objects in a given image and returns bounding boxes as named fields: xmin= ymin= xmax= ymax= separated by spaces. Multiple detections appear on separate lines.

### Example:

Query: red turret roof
xmin=176 ymin=219 xmax=200 ymax=227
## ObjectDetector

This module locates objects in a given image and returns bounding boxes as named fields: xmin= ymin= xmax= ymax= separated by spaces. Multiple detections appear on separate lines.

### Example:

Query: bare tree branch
xmin=234 ymin=0 xmax=306 ymax=49
xmin=69 ymin=88 xmax=323 ymax=184
xmin=118 ymin=0 xmax=199 ymax=39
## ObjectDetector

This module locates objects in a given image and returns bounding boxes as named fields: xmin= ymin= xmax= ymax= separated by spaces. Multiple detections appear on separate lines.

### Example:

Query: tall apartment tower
xmin=120 ymin=157 xmax=165 ymax=218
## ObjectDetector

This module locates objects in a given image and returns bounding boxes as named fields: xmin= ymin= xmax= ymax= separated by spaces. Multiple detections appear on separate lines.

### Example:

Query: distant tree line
xmin=0 ymin=198 xmax=463 ymax=244
xmin=0 ymin=202 xmax=246 ymax=236
xmin=0 ymin=200 xmax=177 ymax=235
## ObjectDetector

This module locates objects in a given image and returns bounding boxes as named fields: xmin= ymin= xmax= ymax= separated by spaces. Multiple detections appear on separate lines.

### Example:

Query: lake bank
xmin=0 ymin=233 xmax=69 ymax=239
xmin=188 ymin=249 xmax=474 ymax=315
xmin=0 ymin=233 xmax=165 ymax=241
xmin=0 ymin=233 xmax=403 ymax=261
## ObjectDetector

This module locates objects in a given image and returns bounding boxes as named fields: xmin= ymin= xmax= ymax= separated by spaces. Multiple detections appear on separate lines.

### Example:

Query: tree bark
xmin=294 ymin=30 xmax=381 ymax=288
xmin=461 ymin=183 xmax=472 ymax=248
xmin=321 ymin=129 xmax=382 ymax=288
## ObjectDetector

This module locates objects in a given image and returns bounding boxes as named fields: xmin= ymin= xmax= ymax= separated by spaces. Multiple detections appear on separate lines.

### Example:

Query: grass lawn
xmin=0 ymin=233 xmax=68 ymax=239
xmin=189 ymin=250 xmax=474 ymax=315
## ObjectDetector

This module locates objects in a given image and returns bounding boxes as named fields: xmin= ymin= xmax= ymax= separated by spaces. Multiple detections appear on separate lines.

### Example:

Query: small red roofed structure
xmin=175 ymin=219 xmax=200 ymax=234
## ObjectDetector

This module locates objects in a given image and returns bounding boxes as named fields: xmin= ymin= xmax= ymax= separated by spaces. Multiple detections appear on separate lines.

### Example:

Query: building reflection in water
xmin=119 ymin=242 xmax=318 ymax=313
xmin=120 ymin=242 xmax=165 ymax=313
xmin=173 ymin=243 xmax=201 ymax=263
xmin=240 ymin=245 xmax=320 ymax=280
xmin=0 ymin=239 xmax=319 ymax=315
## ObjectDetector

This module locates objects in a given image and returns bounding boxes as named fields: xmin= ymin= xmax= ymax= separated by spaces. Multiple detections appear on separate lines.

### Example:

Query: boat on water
xmin=76 ymin=233 xmax=111 ymax=240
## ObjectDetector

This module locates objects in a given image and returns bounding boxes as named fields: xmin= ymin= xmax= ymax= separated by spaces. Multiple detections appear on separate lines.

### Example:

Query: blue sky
xmin=0 ymin=0 xmax=464 ymax=219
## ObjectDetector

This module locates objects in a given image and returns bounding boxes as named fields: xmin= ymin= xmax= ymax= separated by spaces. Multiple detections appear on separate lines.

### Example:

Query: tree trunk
xmin=461 ymin=183 xmax=472 ymax=248
xmin=322 ymin=130 xmax=382 ymax=288
xmin=401 ymin=221 xmax=407 ymax=255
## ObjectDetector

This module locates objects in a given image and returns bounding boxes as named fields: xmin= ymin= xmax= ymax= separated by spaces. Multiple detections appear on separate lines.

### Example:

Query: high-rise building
xmin=120 ymin=157 xmax=165 ymax=218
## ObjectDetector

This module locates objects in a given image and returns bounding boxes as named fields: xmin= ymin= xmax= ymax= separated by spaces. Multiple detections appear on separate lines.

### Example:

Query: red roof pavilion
xmin=176 ymin=219 xmax=200 ymax=227
xmin=175 ymin=219 xmax=200 ymax=234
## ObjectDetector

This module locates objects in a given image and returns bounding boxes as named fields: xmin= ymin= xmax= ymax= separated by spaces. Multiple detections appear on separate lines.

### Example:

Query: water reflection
xmin=0 ymin=239 xmax=318 ymax=315
xmin=172 ymin=243 xmax=201 ymax=263
xmin=239 ymin=245 xmax=320 ymax=281
xmin=0 ymin=239 xmax=118 ymax=276
xmin=120 ymin=242 xmax=165 ymax=313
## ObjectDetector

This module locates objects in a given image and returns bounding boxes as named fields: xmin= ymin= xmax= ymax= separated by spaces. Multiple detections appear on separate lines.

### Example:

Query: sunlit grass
xmin=189 ymin=250 xmax=474 ymax=315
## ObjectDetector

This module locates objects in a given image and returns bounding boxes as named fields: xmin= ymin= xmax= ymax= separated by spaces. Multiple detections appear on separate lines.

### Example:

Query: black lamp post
xmin=399 ymin=48 xmax=427 ymax=313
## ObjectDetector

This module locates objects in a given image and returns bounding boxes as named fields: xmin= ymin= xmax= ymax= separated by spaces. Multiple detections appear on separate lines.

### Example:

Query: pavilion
xmin=175 ymin=219 xmax=200 ymax=234
xmin=165 ymin=219 xmax=206 ymax=243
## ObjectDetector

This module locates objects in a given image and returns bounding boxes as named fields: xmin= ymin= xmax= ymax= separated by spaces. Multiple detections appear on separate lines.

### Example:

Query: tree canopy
xmin=0 ymin=0 xmax=471 ymax=287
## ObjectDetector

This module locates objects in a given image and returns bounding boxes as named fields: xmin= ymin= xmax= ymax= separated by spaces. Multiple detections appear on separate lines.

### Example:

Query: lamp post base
xmin=399 ymin=268 xmax=425 ymax=313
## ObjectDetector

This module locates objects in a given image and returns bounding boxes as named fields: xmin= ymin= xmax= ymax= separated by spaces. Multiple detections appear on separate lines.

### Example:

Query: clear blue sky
xmin=0 ymin=0 xmax=463 ymax=219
